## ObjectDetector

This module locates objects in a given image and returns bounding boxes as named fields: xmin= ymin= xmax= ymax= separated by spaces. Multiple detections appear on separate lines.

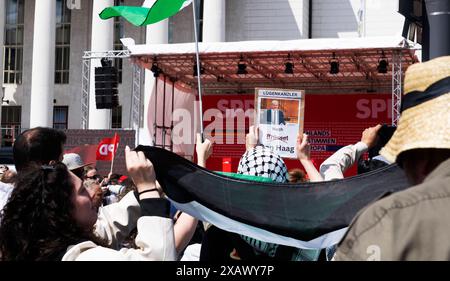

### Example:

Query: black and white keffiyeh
xmin=237 ymin=146 xmax=322 ymax=260
xmin=237 ymin=146 xmax=288 ymax=183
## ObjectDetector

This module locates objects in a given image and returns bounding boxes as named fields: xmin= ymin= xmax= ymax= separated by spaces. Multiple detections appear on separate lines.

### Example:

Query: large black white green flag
xmin=137 ymin=146 xmax=410 ymax=249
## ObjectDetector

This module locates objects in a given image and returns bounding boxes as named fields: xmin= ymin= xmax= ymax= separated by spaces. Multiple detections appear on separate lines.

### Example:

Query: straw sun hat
xmin=380 ymin=56 xmax=450 ymax=163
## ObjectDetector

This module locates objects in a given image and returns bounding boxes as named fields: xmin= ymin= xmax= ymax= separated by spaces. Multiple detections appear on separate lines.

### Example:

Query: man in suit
xmin=261 ymin=100 xmax=286 ymax=125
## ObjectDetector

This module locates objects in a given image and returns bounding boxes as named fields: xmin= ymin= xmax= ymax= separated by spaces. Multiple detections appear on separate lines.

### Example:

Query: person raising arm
xmin=173 ymin=133 xmax=213 ymax=256
xmin=319 ymin=124 xmax=382 ymax=181
xmin=0 ymin=146 xmax=176 ymax=261
xmin=296 ymin=133 xmax=323 ymax=182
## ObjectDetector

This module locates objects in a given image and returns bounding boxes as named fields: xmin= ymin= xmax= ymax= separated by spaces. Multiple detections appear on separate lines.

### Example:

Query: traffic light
xmin=95 ymin=59 xmax=119 ymax=109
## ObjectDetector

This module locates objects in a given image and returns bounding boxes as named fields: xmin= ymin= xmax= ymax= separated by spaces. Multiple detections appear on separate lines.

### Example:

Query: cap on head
xmin=62 ymin=153 xmax=92 ymax=171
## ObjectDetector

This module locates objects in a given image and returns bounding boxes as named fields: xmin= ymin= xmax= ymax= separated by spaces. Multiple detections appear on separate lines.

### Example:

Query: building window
xmin=3 ymin=0 xmax=24 ymax=84
xmin=53 ymin=106 xmax=68 ymax=129
xmin=113 ymin=0 xmax=124 ymax=83
xmin=55 ymin=0 xmax=71 ymax=84
xmin=169 ymin=0 xmax=203 ymax=43
xmin=1 ymin=106 xmax=21 ymax=147
xmin=111 ymin=106 xmax=122 ymax=128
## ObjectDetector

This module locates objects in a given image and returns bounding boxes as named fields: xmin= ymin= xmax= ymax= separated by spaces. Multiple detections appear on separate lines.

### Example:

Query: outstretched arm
xmin=172 ymin=134 xmax=215 ymax=256
xmin=173 ymin=212 xmax=199 ymax=256
xmin=297 ymin=134 xmax=323 ymax=182
xmin=320 ymin=124 xmax=381 ymax=181
xmin=80 ymin=146 xmax=176 ymax=261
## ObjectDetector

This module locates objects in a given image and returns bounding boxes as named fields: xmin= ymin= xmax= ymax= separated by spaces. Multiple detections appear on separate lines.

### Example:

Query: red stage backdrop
xmin=201 ymin=93 xmax=392 ymax=176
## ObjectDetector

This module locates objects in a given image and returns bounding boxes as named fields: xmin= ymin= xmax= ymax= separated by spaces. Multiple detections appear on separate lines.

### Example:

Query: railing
xmin=0 ymin=126 xmax=25 ymax=147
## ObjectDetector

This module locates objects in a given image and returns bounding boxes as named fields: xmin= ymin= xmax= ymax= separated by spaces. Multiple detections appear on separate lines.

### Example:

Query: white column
xmin=89 ymin=0 xmax=114 ymax=129
xmin=143 ymin=20 xmax=168 ymax=144
xmin=29 ymin=0 xmax=56 ymax=128
xmin=202 ymin=0 xmax=226 ymax=42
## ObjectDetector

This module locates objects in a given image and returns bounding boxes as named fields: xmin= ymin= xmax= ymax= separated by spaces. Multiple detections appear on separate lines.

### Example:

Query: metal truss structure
xmin=135 ymin=48 xmax=418 ymax=124
xmin=135 ymin=49 xmax=417 ymax=92
xmin=391 ymin=50 xmax=403 ymax=126
xmin=130 ymin=63 xmax=142 ymax=139
xmin=81 ymin=50 xmax=142 ymax=135
xmin=81 ymin=59 xmax=90 ymax=129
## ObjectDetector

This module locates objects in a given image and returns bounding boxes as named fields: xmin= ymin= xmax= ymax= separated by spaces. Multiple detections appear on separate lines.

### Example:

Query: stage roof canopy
xmin=122 ymin=36 xmax=419 ymax=94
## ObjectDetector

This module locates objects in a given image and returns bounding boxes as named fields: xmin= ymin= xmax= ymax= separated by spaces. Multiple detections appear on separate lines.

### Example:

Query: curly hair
xmin=287 ymin=168 xmax=307 ymax=183
xmin=0 ymin=163 xmax=104 ymax=261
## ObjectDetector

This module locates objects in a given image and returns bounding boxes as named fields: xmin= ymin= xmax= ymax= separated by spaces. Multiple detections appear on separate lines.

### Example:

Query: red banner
xmin=201 ymin=93 xmax=392 ymax=176
xmin=96 ymin=133 xmax=120 ymax=161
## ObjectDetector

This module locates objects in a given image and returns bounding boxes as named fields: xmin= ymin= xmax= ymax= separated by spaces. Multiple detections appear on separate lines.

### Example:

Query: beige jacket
xmin=334 ymin=158 xmax=450 ymax=261
xmin=62 ymin=192 xmax=176 ymax=261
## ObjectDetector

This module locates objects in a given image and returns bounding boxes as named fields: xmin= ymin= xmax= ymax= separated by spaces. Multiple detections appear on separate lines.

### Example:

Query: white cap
xmin=62 ymin=153 xmax=93 ymax=171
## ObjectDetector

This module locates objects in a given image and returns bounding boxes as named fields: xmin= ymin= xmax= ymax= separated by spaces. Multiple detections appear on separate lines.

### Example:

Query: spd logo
xmin=96 ymin=134 xmax=120 ymax=161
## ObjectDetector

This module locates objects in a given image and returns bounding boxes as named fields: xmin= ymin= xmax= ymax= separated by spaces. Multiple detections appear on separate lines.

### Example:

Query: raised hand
xmin=125 ymin=146 xmax=159 ymax=198
xmin=246 ymin=125 xmax=259 ymax=151
xmin=296 ymin=133 xmax=311 ymax=161
xmin=361 ymin=124 xmax=382 ymax=148
xmin=196 ymin=133 xmax=213 ymax=167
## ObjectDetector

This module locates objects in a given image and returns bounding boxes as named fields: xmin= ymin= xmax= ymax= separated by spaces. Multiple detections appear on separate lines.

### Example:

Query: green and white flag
xmin=99 ymin=0 xmax=193 ymax=26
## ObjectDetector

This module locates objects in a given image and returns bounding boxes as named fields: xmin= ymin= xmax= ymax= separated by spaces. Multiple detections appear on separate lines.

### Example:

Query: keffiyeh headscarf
xmin=236 ymin=146 xmax=322 ymax=260
xmin=237 ymin=146 xmax=288 ymax=183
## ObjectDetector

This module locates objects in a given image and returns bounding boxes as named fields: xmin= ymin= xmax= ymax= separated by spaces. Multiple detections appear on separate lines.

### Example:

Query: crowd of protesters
xmin=0 ymin=56 xmax=448 ymax=261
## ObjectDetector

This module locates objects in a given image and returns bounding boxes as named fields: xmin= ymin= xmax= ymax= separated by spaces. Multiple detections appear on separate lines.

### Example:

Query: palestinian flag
xmin=99 ymin=0 xmax=193 ymax=26
xmin=137 ymin=146 xmax=410 ymax=249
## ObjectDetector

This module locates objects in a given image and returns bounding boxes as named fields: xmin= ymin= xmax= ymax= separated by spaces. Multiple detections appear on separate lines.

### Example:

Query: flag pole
xmin=110 ymin=134 xmax=118 ymax=175
xmin=192 ymin=0 xmax=204 ymax=141
xmin=110 ymin=148 xmax=115 ymax=175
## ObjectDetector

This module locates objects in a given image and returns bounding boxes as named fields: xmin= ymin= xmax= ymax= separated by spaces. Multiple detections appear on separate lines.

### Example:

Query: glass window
xmin=3 ymin=0 xmax=24 ymax=85
xmin=53 ymin=106 xmax=68 ymax=129
xmin=1 ymin=106 xmax=21 ymax=147
xmin=6 ymin=0 xmax=17 ymax=24
xmin=111 ymin=106 xmax=122 ymax=128
xmin=55 ymin=0 xmax=71 ymax=84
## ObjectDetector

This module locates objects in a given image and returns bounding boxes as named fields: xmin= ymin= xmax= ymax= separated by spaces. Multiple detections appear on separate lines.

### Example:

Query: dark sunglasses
xmin=86 ymin=174 xmax=103 ymax=182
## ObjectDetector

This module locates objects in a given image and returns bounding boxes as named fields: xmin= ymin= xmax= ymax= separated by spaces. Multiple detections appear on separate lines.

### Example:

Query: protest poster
xmin=255 ymin=88 xmax=305 ymax=158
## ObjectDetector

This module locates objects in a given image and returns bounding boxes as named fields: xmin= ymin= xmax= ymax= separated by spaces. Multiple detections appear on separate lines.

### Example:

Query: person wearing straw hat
xmin=334 ymin=56 xmax=450 ymax=261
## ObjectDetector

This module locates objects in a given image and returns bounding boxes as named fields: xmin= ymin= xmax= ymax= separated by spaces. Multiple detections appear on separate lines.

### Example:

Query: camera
xmin=368 ymin=124 xmax=397 ymax=159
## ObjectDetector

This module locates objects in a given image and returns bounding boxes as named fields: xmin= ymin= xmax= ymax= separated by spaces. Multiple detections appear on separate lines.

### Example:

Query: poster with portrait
xmin=255 ymin=88 xmax=305 ymax=158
